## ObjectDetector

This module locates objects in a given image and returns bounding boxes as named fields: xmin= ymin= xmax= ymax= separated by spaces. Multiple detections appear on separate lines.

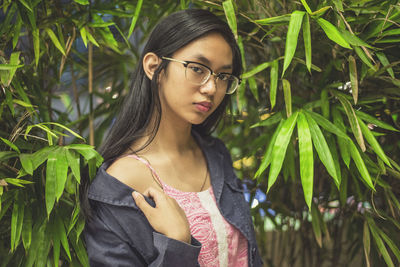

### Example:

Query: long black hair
xmin=80 ymin=8 xmax=242 ymax=216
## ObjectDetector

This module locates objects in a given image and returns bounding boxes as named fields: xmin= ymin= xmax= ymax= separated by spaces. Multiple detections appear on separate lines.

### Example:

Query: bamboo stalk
xmin=88 ymin=42 xmax=94 ymax=146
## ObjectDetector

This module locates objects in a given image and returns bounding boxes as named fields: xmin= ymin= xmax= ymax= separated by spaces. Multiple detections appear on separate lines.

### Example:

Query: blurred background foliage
xmin=0 ymin=0 xmax=399 ymax=266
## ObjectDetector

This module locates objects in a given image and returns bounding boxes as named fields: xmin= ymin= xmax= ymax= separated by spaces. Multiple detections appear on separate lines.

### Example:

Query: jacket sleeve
xmin=84 ymin=202 xmax=202 ymax=267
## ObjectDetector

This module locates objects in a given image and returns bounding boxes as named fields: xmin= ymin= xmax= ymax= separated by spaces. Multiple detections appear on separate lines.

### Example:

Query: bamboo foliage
xmin=220 ymin=0 xmax=400 ymax=265
xmin=0 ymin=0 xmax=399 ymax=266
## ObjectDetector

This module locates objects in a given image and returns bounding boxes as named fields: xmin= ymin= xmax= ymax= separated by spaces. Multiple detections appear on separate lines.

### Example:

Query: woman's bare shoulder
xmin=106 ymin=156 xmax=157 ymax=194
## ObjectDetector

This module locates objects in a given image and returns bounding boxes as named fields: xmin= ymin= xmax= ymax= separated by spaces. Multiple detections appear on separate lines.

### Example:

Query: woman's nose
xmin=199 ymin=75 xmax=218 ymax=95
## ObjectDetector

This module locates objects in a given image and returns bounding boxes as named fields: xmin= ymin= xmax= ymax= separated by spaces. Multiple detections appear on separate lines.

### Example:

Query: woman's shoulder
xmin=105 ymin=155 xmax=159 ymax=194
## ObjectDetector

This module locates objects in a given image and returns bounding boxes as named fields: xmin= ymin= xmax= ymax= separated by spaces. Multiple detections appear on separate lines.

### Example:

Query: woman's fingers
xmin=132 ymin=191 xmax=154 ymax=216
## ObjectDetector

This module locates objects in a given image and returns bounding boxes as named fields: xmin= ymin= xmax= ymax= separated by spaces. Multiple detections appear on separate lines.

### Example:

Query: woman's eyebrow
xmin=192 ymin=54 xmax=232 ymax=70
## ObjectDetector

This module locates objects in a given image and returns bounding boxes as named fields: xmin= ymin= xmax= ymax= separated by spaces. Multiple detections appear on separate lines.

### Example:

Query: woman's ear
xmin=143 ymin=52 xmax=162 ymax=80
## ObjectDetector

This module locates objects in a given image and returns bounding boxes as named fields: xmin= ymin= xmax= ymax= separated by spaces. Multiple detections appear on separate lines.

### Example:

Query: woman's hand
xmin=132 ymin=187 xmax=191 ymax=244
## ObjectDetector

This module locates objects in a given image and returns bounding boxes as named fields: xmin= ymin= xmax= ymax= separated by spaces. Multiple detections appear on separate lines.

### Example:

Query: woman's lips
xmin=195 ymin=102 xmax=212 ymax=112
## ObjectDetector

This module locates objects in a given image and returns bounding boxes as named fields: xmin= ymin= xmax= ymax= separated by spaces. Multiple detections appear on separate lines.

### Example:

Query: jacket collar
xmin=88 ymin=130 xmax=225 ymax=207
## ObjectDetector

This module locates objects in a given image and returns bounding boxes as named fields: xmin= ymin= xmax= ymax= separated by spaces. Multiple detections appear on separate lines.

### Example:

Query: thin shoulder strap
xmin=124 ymin=154 xmax=164 ymax=190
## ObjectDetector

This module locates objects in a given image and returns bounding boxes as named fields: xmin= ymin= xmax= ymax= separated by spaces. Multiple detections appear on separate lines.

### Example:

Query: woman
xmin=82 ymin=9 xmax=263 ymax=267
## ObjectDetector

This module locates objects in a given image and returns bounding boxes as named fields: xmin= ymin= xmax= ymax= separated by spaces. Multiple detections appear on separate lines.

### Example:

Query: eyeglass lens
xmin=185 ymin=62 xmax=238 ymax=94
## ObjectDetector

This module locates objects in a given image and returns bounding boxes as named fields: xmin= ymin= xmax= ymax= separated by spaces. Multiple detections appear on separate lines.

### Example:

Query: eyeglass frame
xmin=161 ymin=56 xmax=241 ymax=94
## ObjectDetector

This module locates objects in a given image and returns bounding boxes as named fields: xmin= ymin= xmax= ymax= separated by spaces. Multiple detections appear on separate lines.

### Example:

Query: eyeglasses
xmin=161 ymin=56 xmax=241 ymax=95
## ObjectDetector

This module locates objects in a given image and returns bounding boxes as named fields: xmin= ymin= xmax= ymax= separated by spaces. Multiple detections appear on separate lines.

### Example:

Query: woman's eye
xmin=218 ymin=74 xmax=230 ymax=81
xmin=189 ymin=66 xmax=204 ymax=74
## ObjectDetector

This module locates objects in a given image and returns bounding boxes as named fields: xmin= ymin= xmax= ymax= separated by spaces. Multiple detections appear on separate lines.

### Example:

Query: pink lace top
xmin=127 ymin=154 xmax=248 ymax=267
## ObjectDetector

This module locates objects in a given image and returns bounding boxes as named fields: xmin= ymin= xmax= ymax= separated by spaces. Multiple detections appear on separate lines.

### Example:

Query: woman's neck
xmin=132 ymin=116 xmax=196 ymax=156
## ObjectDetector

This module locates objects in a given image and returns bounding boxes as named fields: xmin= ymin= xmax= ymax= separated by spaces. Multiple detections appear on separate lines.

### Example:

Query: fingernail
xmin=132 ymin=191 xmax=139 ymax=198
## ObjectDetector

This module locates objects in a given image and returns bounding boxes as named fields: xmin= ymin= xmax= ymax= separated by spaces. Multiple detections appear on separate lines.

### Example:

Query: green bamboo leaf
xmin=13 ymin=13 xmax=22 ymax=49
xmin=76 ymin=216 xmax=86 ymax=240
xmin=304 ymin=110 xmax=350 ymax=140
xmin=50 ymin=218 xmax=60 ymax=267
xmin=376 ymin=52 xmax=395 ymax=79
xmin=303 ymin=14 xmax=312 ymax=73
xmin=35 ymin=225 xmax=51 ymax=267
xmin=338 ymin=29 xmax=373 ymax=48
xmin=55 ymin=149 xmax=68 ymax=201
xmin=86 ymin=29 xmax=99 ymax=47
xmin=297 ymin=112 xmax=314 ymax=210
xmin=237 ymin=79 xmax=246 ymax=112
xmin=270 ymin=60 xmax=278 ymax=109
xmin=242 ymin=62 xmax=271 ymax=79
xmin=348 ymin=141 xmax=374 ymax=190
xmin=56 ymin=213 xmax=71 ymax=260
xmin=282 ymin=79 xmax=292 ymax=117
xmin=13 ymin=99 xmax=33 ymax=108
xmin=22 ymin=207 xmax=32 ymax=251
xmin=255 ymin=14 xmax=291 ymax=25
xmin=286 ymin=141 xmax=296 ymax=182
xmin=349 ymin=55 xmax=358 ymax=104
xmin=332 ymin=91 xmax=366 ymax=151
xmin=363 ymin=221 xmax=371 ymax=267
xmin=31 ymin=146 xmax=57 ymax=169
xmin=300 ymin=0 xmax=312 ymax=13
xmin=72 ymin=233 xmax=89 ymax=266
xmin=128 ymin=0 xmax=143 ymax=38
xmin=45 ymin=28 xmax=65 ymax=56
xmin=0 ymin=64 xmax=23 ymax=70
xmin=180 ymin=0 xmax=186 ymax=9
xmin=377 ymin=228 xmax=400 ymax=262
xmin=66 ymin=149 xmax=81 ymax=183
xmin=368 ymin=219 xmax=395 ymax=267
xmin=251 ymin=111 xmax=283 ymax=128
xmin=358 ymin=117 xmax=391 ymax=167
xmin=316 ymin=18 xmax=351 ymax=49
xmin=4 ymin=178 xmax=33 ymax=187
xmin=248 ymin=76 xmax=259 ymax=101
xmin=237 ymin=36 xmax=246 ymax=70
xmin=311 ymin=6 xmax=331 ymax=17
xmin=67 ymin=144 xmax=103 ymax=166
xmin=223 ymin=0 xmax=237 ymax=39
xmin=43 ymin=122 xmax=85 ymax=140
xmin=332 ymin=108 xmax=350 ymax=167
xmin=79 ymin=27 xmax=88 ymax=47
xmin=19 ymin=0 xmax=32 ymax=12
xmin=320 ymin=89 xmax=329 ymax=118
xmin=332 ymin=0 xmax=343 ymax=11
xmin=13 ymin=80 xmax=33 ymax=112
xmin=267 ymin=112 xmax=299 ymax=192
xmin=376 ymin=37 xmax=400 ymax=44
xmin=311 ymin=202 xmax=322 ymax=247
xmin=68 ymin=205 xmax=80 ymax=234
xmin=6 ymin=52 xmax=21 ymax=86
xmin=88 ymin=21 xmax=115 ymax=28
xmin=46 ymin=150 xmax=58 ymax=217
xmin=282 ymin=11 xmax=305 ymax=77
xmin=11 ymin=191 xmax=24 ymax=251
xmin=32 ymin=28 xmax=40 ymax=66
xmin=387 ymin=190 xmax=400 ymax=212
xmin=0 ymin=196 xmax=13 ymax=221
xmin=25 ymin=221 xmax=46 ymax=267
xmin=73 ymin=0 xmax=89 ymax=4
xmin=4 ymin=87 xmax=14 ymax=116
xmin=354 ymin=46 xmax=374 ymax=69
xmin=327 ymin=134 xmax=342 ymax=185
xmin=0 ymin=137 xmax=20 ymax=153
xmin=305 ymin=113 xmax=339 ymax=187
xmin=19 ymin=153 xmax=33 ymax=176
xmin=0 ymin=151 xmax=18 ymax=161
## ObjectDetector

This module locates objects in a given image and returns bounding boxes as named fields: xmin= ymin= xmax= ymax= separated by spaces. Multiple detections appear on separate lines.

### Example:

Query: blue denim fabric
xmin=84 ymin=132 xmax=263 ymax=266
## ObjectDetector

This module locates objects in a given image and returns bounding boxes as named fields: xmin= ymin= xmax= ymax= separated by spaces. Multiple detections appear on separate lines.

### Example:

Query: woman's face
xmin=158 ymin=32 xmax=233 ymax=126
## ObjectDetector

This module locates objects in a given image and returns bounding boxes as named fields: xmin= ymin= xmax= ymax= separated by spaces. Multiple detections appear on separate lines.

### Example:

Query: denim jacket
xmin=84 ymin=132 xmax=263 ymax=266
